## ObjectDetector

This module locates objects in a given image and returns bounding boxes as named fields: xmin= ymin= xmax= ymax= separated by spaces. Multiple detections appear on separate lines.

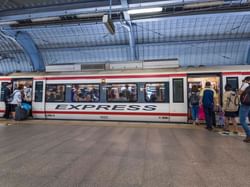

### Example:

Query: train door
xmin=32 ymin=79 xmax=46 ymax=119
xmin=187 ymin=74 xmax=222 ymax=123
xmin=169 ymin=77 xmax=187 ymax=122
xmin=0 ymin=79 xmax=11 ymax=117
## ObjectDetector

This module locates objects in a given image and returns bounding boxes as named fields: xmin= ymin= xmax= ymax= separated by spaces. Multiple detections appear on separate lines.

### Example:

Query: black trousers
xmin=4 ymin=102 xmax=11 ymax=119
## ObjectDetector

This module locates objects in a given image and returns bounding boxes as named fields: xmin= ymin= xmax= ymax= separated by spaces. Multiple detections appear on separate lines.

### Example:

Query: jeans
xmin=204 ymin=106 xmax=213 ymax=129
xmin=191 ymin=105 xmax=199 ymax=121
xmin=239 ymin=105 xmax=250 ymax=137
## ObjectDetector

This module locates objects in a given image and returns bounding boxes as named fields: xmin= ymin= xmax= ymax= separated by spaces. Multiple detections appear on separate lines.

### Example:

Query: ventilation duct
xmin=81 ymin=64 xmax=105 ymax=71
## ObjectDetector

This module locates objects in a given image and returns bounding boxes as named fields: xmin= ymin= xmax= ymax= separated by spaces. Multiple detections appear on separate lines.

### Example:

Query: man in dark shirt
xmin=3 ymin=83 xmax=12 ymax=119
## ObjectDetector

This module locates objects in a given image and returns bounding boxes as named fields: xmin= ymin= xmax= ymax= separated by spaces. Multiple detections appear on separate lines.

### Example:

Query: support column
xmin=120 ymin=0 xmax=137 ymax=61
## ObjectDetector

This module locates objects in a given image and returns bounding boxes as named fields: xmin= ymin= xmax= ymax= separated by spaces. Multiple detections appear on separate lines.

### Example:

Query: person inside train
xmin=23 ymin=83 xmax=32 ymax=104
xmin=149 ymin=92 xmax=157 ymax=102
xmin=3 ymin=82 xmax=12 ymax=119
xmin=129 ymin=87 xmax=137 ymax=101
xmin=122 ymin=84 xmax=131 ymax=100
xmin=118 ymin=92 xmax=127 ymax=102
xmin=222 ymin=84 xmax=239 ymax=134
xmin=90 ymin=87 xmax=99 ymax=101
xmin=83 ymin=94 xmax=92 ymax=102
xmin=10 ymin=84 xmax=24 ymax=119
xmin=55 ymin=86 xmax=64 ymax=101
xmin=200 ymin=81 xmax=217 ymax=131
xmin=47 ymin=91 xmax=56 ymax=102
xmin=189 ymin=85 xmax=200 ymax=125
xmin=109 ymin=89 xmax=117 ymax=101
xmin=238 ymin=76 xmax=250 ymax=143
xmin=71 ymin=85 xmax=79 ymax=102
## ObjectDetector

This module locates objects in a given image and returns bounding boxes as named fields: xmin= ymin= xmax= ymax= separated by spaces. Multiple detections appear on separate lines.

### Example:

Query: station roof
xmin=0 ymin=0 xmax=249 ymax=73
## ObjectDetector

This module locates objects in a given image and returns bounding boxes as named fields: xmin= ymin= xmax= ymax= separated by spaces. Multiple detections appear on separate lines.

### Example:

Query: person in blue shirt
xmin=238 ymin=76 xmax=250 ymax=143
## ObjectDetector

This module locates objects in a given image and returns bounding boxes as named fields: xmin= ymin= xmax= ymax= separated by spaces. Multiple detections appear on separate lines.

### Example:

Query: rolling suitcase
xmin=15 ymin=106 xmax=28 ymax=121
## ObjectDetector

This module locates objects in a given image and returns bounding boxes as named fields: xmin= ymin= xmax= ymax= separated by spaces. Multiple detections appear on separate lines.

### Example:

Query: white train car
xmin=0 ymin=65 xmax=250 ymax=123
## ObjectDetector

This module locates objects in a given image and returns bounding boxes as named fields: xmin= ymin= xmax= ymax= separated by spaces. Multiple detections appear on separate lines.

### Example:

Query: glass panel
xmin=35 ymin=81 xmax=43 ymax=102
xmin=46 ymin=84 xmax=65 ymax=102
xmin=71 ymin=84 xmax=100 ymax=102
xmin=12 ymin=79 xmax=33 ymax=102
xmin=0 ymin=82 xmax=10 ymax=101
xmin=226 ymin=77 xmax=238 ymax=91
xmin=145 ymin=83 xmax=166 ymax=102
xmin=173 ymin=79 xmax=184 ymax=103
xmin=107 ymin=83 xmax=137 ymax=102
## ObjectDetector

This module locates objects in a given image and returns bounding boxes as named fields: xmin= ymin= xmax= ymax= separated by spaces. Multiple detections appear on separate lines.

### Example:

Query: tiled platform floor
xmin=0 ymin=120 xmax=249 ymax=187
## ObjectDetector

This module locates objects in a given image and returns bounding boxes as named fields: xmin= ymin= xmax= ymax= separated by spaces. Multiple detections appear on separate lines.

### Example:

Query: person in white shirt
xmin=10 ymin=84 xmax=23 ymax=119
xmin=238 ymin=76 xmax=250 ymax=143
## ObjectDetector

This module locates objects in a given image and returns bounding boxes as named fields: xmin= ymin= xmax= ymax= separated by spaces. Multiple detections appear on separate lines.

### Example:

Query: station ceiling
xmin=0 ymin=0 xmax=249 ymax=73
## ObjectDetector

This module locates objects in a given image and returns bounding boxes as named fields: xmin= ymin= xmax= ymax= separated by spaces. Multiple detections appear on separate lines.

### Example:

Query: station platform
xmin=0 ymin=119 xmax=249 ymax=187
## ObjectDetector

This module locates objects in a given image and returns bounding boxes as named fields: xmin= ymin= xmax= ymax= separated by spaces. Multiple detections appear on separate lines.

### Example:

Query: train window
xmin=107 ymin=83 xmax=137 ymax=102
xmin=46 ymin=84 xmax=65 ymax=102
xmin=35 ymin=81 xmax=43 ymax=102
xmin=145 ymin=83 xmax=167 ymax=102
xmin=226 ymin=77 xmax=238 ymax=91
xmin=173 ymin=79 xmax=184 ymax=103
xmin=0 ymin=82 xmax=10 ymax=101
xmin=71 ymin=84 xmax=100 ymax=102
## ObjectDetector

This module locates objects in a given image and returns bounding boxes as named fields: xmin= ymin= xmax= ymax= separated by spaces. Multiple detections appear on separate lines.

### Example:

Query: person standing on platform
xmin=10 ymin=84 xmax=23 ymax=120
xmin=222 ymin=84 xmax=239 ymax=133
xmin=200 ymin=82 xmax=217 ymax=131
xmin=239 ymin=76 xmax=250 ymax=143
xmin=189 ymin=85 xmax=200 ymax=125
xmin=3 ymin=83 xmax=12 ymax=119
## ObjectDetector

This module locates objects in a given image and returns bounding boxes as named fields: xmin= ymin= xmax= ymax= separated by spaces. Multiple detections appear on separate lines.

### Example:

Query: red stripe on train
xmin=222 ymin=72 xmax=242 ymax=75
xmin=0 ymin=78 xmax=11 ymax=81
xmin=32 ymin=111 xmax=188 ymax=116
xmin=222 ymin=72 xmax=250 ymax=75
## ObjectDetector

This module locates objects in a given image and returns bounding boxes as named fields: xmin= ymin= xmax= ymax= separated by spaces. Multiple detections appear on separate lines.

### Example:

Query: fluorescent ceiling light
xmin=76 ymin=13 xmax=104 ymax=18
xmin=184 ymin=1 xmax=224 ymax=9
xmin=31 ymin=16 xmax=60 ymax=22
xmin=0 ymin=21 xmax=18 ymax=25
xmin=128 ymin=7 xmax=162 ymax=15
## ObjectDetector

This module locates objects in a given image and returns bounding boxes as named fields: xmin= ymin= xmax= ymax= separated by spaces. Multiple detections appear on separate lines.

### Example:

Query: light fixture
xmin=102 ymin=14 xmax=115 ymax=34
xmin=0 ymin=21 xmax=18 ymax=25
xmin=184 ymin=1 xmax=224 ymax=9
xmin=76 ymin=13 xmax=104 ymax=18
xmin=127 ymin=7 xmax=162 ymax=15
xmin=31 ymin=16 xmax=60 ymax=22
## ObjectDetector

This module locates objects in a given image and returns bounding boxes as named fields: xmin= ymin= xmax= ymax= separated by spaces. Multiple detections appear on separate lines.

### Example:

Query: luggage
xmin=15 ymin=106 xmax=28 ymax=121
xmin=21 ymin=103 xmax=31 ymax=112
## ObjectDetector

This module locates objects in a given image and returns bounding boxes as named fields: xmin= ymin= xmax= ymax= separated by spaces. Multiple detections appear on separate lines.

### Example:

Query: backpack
xmin=240 ymin=85 xmax=250 ymax=106
xmin=190 ymin=92 xmax=199 ymax=105
xmin=7 ymin=90 xmax=19 ymax=103
xmin=225 ymin=92 xmax=240 ymax=112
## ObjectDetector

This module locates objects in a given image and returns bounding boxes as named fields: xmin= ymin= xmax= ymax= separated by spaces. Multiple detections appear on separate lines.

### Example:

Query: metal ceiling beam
xmin=1 ymin=0 xmax=248 ymax=23
xmin=31 ymin=37 xmax=250 ymax=52
xmin=0 ymin=28 xmax=45 ymax=71
xmin=120 ymin=0 xmax=137 ymax=61
xmin=247 ymin=45 xmax=250 ymax=64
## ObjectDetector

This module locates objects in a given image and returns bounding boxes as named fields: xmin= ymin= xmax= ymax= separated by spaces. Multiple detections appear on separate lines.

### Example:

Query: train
xmin=0 ymin=65 xmax=250 ymax=123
